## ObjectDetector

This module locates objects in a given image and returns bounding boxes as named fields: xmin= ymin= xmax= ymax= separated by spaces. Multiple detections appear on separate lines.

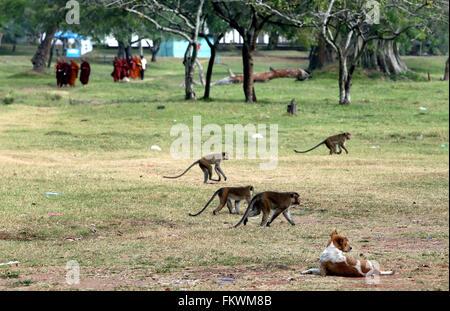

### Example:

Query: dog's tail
xmin=301 ymin=268 xmax=321 ymax=275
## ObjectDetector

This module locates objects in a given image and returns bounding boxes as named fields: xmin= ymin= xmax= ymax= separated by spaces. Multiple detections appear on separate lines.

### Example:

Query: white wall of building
xmin=102 ymin=35 xmax=153 ymax=48
xmin=219 ymin=30 xmax=280 ymax=44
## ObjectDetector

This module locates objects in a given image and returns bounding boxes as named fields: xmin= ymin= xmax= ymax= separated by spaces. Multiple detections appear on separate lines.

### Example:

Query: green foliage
xmin=9 ymin=279 xmax=36 ymax=287
xmin=2 ymin=96 xmax=14 ymax=105
xmin=0 ymin=271 xmax=20 ymax=279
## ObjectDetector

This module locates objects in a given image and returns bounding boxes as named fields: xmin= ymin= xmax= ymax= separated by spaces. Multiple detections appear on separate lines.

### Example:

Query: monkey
xmin=234 ymin=191 xmax=301 ymax=228
xmin=163 ymin=152 xmax=229 ymax=184
xmin=188 ymin=186 xmax=254 ymax=216
xmin=294 ymin=132 xmax=351 ymax=155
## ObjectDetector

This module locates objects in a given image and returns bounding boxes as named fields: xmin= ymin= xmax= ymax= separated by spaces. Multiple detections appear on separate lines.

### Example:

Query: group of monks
xmin=111 ymin=55 xmax=146 ymax=82
xmin=55 ymin=58 xmax=91 ymax=88
xmin=55 ymin=55 xmax=147 ymax=87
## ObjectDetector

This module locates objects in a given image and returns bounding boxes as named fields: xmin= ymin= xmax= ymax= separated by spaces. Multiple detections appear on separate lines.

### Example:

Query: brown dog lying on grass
xmin=302 ymin=230 xmax=395 ymax=277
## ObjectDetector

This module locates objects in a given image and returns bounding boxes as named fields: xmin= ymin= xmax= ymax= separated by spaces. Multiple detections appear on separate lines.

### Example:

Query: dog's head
xmin=329 ymin=230 xmax=352 ymax=252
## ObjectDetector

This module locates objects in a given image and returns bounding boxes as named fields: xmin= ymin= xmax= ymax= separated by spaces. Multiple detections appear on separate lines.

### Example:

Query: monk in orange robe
xmin=61 ymin=59 xmax=71 ymax=87
xmin=111 ymin=57 xmax=121 ymax=82
xmin=55 ymin=58 xmax=64 ymax=88
xmin=79 ymin=59 xmax=91 ymax=86
xmin=69 ymin=60 xmax=80 ymax=87
xmin=135 ymin=56 xmax=142 ymax=79
xmin=121 ymin=58 xmax=130 ymax=79
xmin=130 ymin=56 xmax=137 ymax=79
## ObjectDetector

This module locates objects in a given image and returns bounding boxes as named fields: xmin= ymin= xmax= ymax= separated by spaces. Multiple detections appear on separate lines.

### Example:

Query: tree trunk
xmin=47 ymin=39 xmax=56 ymax=68
xmin=195 ymin=58 xmax=205 ymax=86
xmin=11 ymin=43 xmax=16 ymax=55
xmin=151 ymin=52 xmax=157 ymax=62
xmin=308 ymin=35 xmax=335 ymax=71
xmin=338 ymin=56 xmax=351 ymax=105
xmin=183 ymin=43 xmax=198 ymax=100
xmin=203 ymin=34 xmax=223 ymax=99
xmin=242 ymin=41 xmax=256 ymax=103
xmin=31 ymin=26 xmax=57 ymax=73
xmin=62 ymin=39 xmax=66 ymax=57
xmin=117 ymin=43 xmax=125 ymax=58
xmin=362 ymin=40 xmax=407 ymax=75
xmin=442 ymin=57 xmax=449 ymax=81
xmin=204 ymin=39 xmax=216 ymax=99
xmin=125 ymin=45 xmax=131 ymax=62
xmin=139 ymin=40 xmax=143 ymax=57
xmin=0 ymin=32 xmax=3 ymax=46
xmin=150 ymin=39 xmax=161 ymax=62
xmin=268 ymin=31 xmax=278 ymax=50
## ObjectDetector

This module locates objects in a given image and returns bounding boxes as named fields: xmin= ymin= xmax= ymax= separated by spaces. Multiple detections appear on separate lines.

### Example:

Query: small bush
xmin=10 ymin=279 xmax=36 ymax=287
xmin=368 ymin=71 xmax=383 ymax=79
xmin=0 ymin=271 xmax=20 ymax=279
xmin=3 ymin=96 xmax=14 ymax=105
xmin=390 ymin=71 xmax=425 ymax=82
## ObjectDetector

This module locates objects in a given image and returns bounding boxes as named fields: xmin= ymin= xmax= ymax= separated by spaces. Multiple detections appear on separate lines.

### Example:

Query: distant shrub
xmin=390 ymin=71 xmax=425 ymax=82
xmin=368 ymin=71 xmax=383 ymax=79
xmin=2 ymin=96 xmax=14 ymax=105
xmin=0 ymin=271 xmax=20 ymax=279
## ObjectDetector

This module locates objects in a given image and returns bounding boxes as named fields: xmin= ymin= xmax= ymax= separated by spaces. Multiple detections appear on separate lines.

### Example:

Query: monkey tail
xmin=188 ymin=189 xmax=221 ymax=216
xmin=163 ymin=160 xmax=199 ymax=179
xmin=294 ymin=140 xmax=325 ymax=153
xmin=233 ymin=196 xmax=257 ymax=228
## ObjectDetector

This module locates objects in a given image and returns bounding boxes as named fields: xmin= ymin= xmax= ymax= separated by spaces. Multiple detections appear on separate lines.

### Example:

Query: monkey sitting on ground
xmin=234 ymin=191 xmax=301 ymax=228
xmin=163 ymin=152 xmax=229 ymax=184
xmin=294 ymin=132 xmax=351 ymax=155
xmin=189 ymin=186 xmax=254 ymax=216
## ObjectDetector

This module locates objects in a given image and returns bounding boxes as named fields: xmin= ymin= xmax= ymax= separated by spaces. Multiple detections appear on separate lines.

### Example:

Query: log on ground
xmin=211 ymin=67 xmax=310 ymax=86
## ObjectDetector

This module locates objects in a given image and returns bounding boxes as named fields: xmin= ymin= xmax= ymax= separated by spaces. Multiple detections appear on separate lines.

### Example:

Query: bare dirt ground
xmin=0 ymin=153 xmax=448 ymax=291
xmin=1 ymin=261 xmax=447 ymax=291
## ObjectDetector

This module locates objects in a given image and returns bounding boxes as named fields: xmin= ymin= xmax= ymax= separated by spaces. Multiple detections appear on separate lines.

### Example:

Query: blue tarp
xmin=157 ymin=37 xmax=212 ymax=58
xmin=54 ymin=31 xmax=82 ymax=39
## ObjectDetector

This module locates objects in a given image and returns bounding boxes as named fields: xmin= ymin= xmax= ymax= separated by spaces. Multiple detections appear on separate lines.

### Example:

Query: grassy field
xmin=0 ymin=44 xmax=448 ymax=291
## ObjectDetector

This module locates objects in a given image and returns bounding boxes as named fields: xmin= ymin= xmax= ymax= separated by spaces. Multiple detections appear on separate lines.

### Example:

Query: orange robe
xmin=69 ymin=62 xmax=80 ymax=86
xmin=135 ymin=58 xmax=142 ymax=78
xmin=130 ymin=57 xmax=137 ymax=79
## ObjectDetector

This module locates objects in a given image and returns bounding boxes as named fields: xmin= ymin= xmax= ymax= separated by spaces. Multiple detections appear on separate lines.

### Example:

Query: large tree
xmin=258 ymin=0 xmax=447 ymax=105
xmin=22 ymin=0 xmax=71 ymax=72
xmin=76 ymin=7 xmax=146 ymax=60
xmin=212 ymin=0 xmax=274 ymax=103
xmin=200 ymin=2 xmax=230 ymax=100
xmin=0 ymin=0 xmax=67 ymax=70
xmin=308 ymin=33 xmax=336 ymax=72
xmin=100 ymin=0 xmax=206 ymax=100
xmin=317 ymin=0 xmax=446 ymax=105
xmin=360 ymin=39 xmax=408 ymax=75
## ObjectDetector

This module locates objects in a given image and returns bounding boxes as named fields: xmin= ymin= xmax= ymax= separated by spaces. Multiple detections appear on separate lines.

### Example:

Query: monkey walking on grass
xmin=294 ymin=132 xmax=351 ymax=155
xmin=234 ymin=191 xmax=301 ymax=228
xmin=189 ymin=186 xmax=254 ymax=216
xmin=163 ymin=152 xmax=229 ymax=184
